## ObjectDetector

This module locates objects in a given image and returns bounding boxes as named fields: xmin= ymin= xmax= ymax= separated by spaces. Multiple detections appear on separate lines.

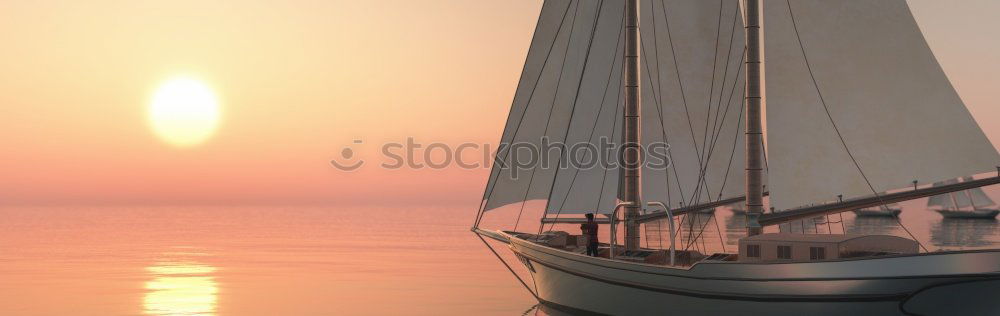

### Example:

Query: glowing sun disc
xmin=149 ymin=77 xmax=220 ymax=147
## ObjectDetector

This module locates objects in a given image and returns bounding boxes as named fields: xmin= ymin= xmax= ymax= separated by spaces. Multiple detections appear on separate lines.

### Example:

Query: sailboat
xmin=697 ymin=207 xmax=716 ymax=214
xmin=852 ymin=205 xmax=902 ymax=217
xmin=729 ymin=202 xmax=746 ymax=214
xmin=929 ymin=178 xmax=1000 ymax=219
xmin=851 ymin=195 xmax=902 ymax=217
xmin=472 ymin=0 xmax=1000 ymax=314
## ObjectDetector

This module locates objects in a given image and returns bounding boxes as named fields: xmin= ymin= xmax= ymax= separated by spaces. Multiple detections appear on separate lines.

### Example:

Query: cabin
xmin=737 ymin=233 xmax=919 ymax=262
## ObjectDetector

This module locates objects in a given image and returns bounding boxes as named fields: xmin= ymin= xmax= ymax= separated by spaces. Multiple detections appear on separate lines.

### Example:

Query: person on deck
xmin=581 ymin=213 xmax=599 ymax=257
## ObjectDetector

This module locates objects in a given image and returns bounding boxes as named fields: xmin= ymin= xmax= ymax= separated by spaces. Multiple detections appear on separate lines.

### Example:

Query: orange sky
xmin=1 ymin=0 xmax=998 ymax=206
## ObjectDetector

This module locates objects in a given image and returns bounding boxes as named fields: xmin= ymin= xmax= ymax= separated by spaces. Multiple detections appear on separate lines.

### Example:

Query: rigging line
xmin=696 ymin=0 xmax=727 ymax=175
xmin=713 ymin=207 xmax=727 ymax=252
xmin=710 ymin=4 xmax=743 ymax=144
xmin=648 ymin=0 xmax=665 ymax=120
xmin=660 ymin=1 xmax=704 ymax=173
xmin=647 ymin=0 xmax=674 ymax=208
xmin=641 ymin=19 xmax=688 ymax=207
xmin=838 ymin=212 xmax=846 ymax=233
xmin=703 ymin=6 xmax=744 ymax=171
xmin=684 ymin=0 xmax=731 ymax=215
xmin=543 ymin=0 xmax=608 ymax=215
xmin=706 ymin=55 xmax=744 ymax=205
xmin=693 ymin=25 xmax=746 ymax=247
xmin=761 ymin=136 xmax=769 ymax=174
xmin=687 ymin=51 xmax=745 ymax=208
xmin=476 ymin=2 xmax=574 ymax=228
xmin=714 ymin=84 xmax=747 ymax=202
xmin=683 ymin=212 xmax=719 ymax=252
xmin=702 ymin=216 xmax=709 ymax=251
xmin=594 ymin=73 xmax=627 ymax=217
xmin=473 ymin=199 xmax=488 ymax=230
xmin=700 ymin=78 xmax=747 ymax=252
xmin=543 ymin=2 xmax=621 ymax=233
xmin=687 ymin=208 xmax=697 ymax=252
xmin=686 ymin=47 xmax=746 ymax=208
xmin=476 ymin=235 xmax=539 ymax=300
xmin=514 ymin=0 xmax=584 ymax=232
xmin=521 ymin=305 xmax=542 ymax=316
xmin=594 ymin=2 xmax=628 ymax=216
xmin=785 ymin=0 xmax=927 ymax=252
xmin=684 ymin=85 xmax=747 ymax=253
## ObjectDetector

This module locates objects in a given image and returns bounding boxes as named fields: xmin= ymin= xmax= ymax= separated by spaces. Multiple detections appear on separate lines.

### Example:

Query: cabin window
xmin=777 ymin=245 xmax=792 ymax=259
xmin=810 ymin=247 xmax=826 ymax=260
xmin=746 ymin=244 xmax=761 ymax=258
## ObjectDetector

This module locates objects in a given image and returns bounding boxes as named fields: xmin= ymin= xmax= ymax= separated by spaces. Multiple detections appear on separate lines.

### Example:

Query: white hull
xmin=501 ymin=231 xmax=1000 ymax=315
xmin=936 ymin=209 xmax=999 ymax=219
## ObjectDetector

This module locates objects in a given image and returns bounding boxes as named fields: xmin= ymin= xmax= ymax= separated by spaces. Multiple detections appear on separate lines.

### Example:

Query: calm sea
xmin=0 ymin=206 xmax=540 ymax=315
xmin=1 ymin=202 xmax=997 ymax=315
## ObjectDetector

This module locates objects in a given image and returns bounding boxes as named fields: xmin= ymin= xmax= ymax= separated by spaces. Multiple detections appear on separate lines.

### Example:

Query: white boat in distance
xmin=473 ymin=0 xmax=1000 ymax=315
xmin=929 ymin=178 xmax=1000 ymax=219
xmin=852 ymin=199 xmax=902 ymax=218
xmin=852 ymin=207 xmax=902 ymax=217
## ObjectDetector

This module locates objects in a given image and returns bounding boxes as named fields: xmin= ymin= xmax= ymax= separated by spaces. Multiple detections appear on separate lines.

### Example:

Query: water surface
xmin=0 ymin=206 xmax=535 ymax=315
xmin=1 ymin=202 xmax=996 ymax=315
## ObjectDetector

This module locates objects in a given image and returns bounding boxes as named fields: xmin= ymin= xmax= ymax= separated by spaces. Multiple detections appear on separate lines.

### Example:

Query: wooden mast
xmin=623 ymin=0 xmax=643 ymax=251
xmin=745 ymin=0 xmax=765 ymax=236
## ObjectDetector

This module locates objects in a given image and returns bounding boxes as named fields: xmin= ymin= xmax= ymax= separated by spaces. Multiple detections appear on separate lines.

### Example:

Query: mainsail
xmin=483 ymin=0 xmax=999 ymax=220
xmin=964 ymin=176 xmax=997 ymax=207
xmin=481 ymin=0 xmax=615 ymax=213
xmin=482 ymin=0 xmax=751 ymax=215
xmin=926 ymin=181 xmax=954 ymax=210
xmin=763 ymin=0 xmax=1000 ymax=211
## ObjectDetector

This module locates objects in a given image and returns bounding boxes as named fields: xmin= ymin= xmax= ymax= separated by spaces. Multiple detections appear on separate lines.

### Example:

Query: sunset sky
xmin=1 ymin=0 xmax=999 ymax=207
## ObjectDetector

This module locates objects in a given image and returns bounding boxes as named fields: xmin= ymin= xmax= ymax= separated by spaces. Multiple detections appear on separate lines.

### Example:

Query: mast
xmin=744 ymin=0 xmax=765 ymax=236
xmin=623 ymin=0 xmax=642 ymax=251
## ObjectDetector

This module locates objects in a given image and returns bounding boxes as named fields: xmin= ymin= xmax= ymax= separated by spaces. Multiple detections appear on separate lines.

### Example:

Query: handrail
xmin=608 ymin=202 xmax=634 ymax=260
xmin=645 ymin=201 xmax=676 ymax=266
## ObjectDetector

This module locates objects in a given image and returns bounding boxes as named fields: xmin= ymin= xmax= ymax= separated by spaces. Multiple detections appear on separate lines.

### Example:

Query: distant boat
xmin=852 ymin=196 xmax=902 ymax=217
xmin=729 ymin=202 xmax=746 ymax=214
xmin=853 ymin=207 xmax=902 ymax=217
xmin=928 ymin=178 xmax=999 ymax=219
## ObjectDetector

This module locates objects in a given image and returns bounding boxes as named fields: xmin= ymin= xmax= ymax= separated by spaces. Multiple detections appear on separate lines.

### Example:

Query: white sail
xmin=953 ymin=188 xmax=974 ymax=209
xmin=483 ymin=0 xmax=751 ymax=215
xmin=963 ymin=177 xmax=997 ymax=208
xmin=927 ymin=181 xmax=957 ymax=210
xmin=544 ymin=0 xmax=628 ymax=214
xmin=483 ymin=0 xmax=609 ymax=212
xmin=763 ymin=0 xmax=1000 ymax=211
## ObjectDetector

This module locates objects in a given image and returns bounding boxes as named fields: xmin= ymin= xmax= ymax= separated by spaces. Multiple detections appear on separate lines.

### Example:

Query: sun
xmin=148 ymin=76 xmax=221 ymax=147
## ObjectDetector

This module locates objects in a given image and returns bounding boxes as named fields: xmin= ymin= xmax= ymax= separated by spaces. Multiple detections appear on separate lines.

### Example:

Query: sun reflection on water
xmin=143 ymin=254 xmax=219 ymax=315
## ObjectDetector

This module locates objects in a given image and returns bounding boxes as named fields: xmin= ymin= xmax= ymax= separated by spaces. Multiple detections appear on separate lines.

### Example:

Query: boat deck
xmin=513 ymin=231 xmax=724 ymax=266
